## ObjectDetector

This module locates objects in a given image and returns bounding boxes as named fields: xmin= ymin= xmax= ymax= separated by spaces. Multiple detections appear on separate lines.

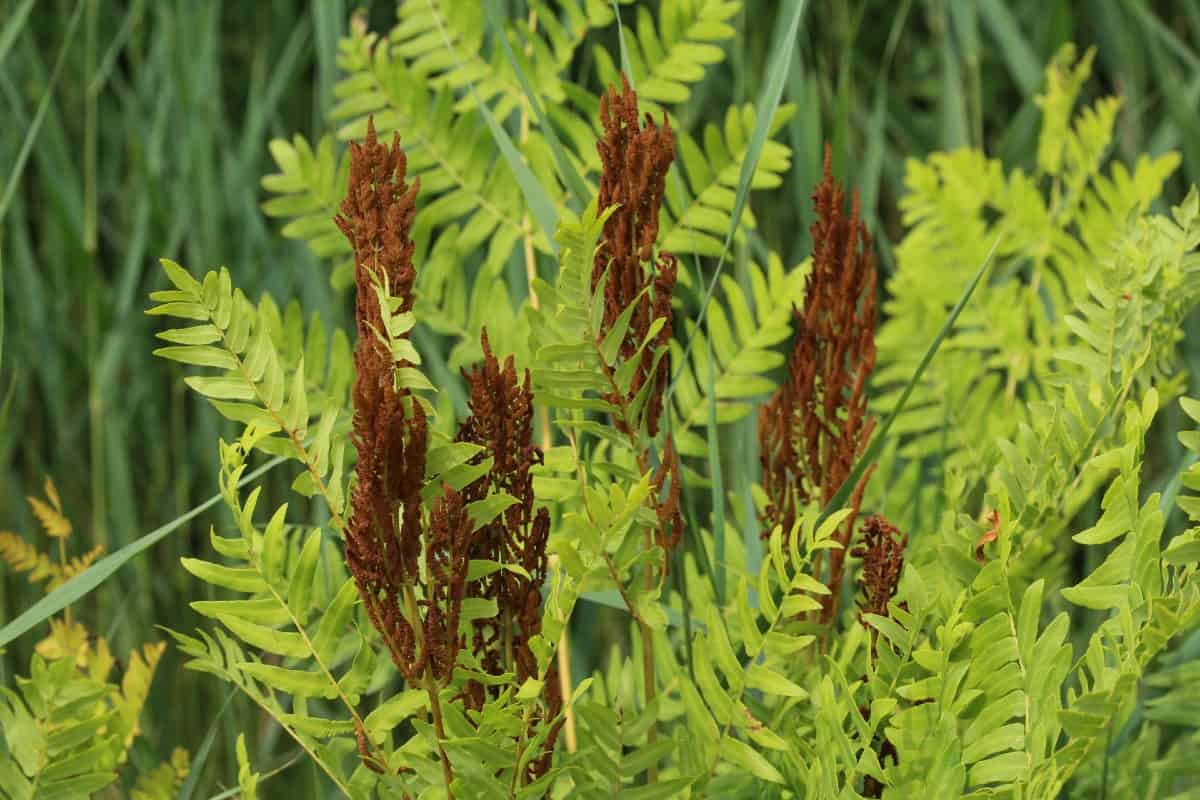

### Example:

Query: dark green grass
xmin=2 ymin=1 xmax=1199 ymax=794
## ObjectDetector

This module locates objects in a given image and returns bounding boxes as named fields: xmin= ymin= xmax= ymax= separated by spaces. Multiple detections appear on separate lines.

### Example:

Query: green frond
xmin=674 ymin=509 xmax=840 ymax=793
xmin=668 ymin=254 xmax=806 ymax=456
xmin=594 ymin=0 xmax=741 ymax=106
xmin=147 ymin=259 xmax=353 ymax=517
xmin=663 ymin=103 xmax=795 ymax=260
xmin=0 ymin=634 xmax=173 ymax=800
xmin=130 ymin=748 xmax=190 ymax=800
xmin=259 ymin=135 xmax=353 ymax=288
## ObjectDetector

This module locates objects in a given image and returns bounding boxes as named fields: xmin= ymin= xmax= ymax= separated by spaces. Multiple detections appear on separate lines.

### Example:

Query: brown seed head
xmin=759 ymin=144 xmax=878 ymax=552
xmin=593 ymin=74 xmax=678 ymax=437
xmin=338 ymin=116 xmax=429 ymax=678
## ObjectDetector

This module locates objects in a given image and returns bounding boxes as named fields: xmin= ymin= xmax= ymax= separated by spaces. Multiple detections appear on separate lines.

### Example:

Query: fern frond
xmin=113 ymin=642 xmax=168 ymax=749
xmin=668 ymin=254 xmax=806 ymax=456
xmin=392 ymin=0 xmax=551 ymax=122
xmin=27 ymin=478 xmax=71 ymax=538
xmin=172 ymin=434 xmax=466 ymax=792
xmin=130 ymin=748 xmax=190 ymax=800
xmin=663 ymin=103 xmax=795 ymax=260
xmin=0 ymin=656 xmax=122 ymax=798
xmin=526 ymin=201 xmax=622 ymax=417
xmin=259 ymin=135 xmax=354 ymax=288
xmin=594 ymin=0 xmax=741 ymax=106
xmin=679 ymin=509 xmax=843 ymax=792
xmin=0 ymin=532 xmax=60 ymax=586
xmin=51 ymin=545 xmax=104 ymax=591
xmin=570 ymin=694 xmax=687 ymax=797
xmin=147 ymin=259 xmax=352 ymax=519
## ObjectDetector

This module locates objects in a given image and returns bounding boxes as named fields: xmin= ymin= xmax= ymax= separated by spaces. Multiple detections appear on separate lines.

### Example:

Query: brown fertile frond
xmin=454 ymin=328 xmax=562 ymax=777
xmin=758 ymin=145 xmax=879 ymax=627
xmin=850 ymin=515 xmax=907 ymax=624
xmin=338 ymin=116 xmax=430 ymax=680
xmin=594 ymin=74 xmax=678 ymax=437
xmin=423 ymin=484 xmax=472 ymax=684
xmin=335 ymin=116 xmax=419 ymax=332
xmin=760 ymin=145 xmax=878 ymax=542
xmin=651 ymin=437 xmax=684 ymax=556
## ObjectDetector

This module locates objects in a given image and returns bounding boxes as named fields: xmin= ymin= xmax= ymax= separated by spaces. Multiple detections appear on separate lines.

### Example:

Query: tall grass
xmin=2 ymin=1 xmax=1198 ymax=794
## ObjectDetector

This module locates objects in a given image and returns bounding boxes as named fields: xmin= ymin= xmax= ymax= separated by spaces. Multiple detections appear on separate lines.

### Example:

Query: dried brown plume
xmin=593 ymin=74 xmax=678 ymax=438
xmin=850 ymin=514 xmax=907 ymax=625
xmin=758 ymin=144 xmax=878 ymax=620
xmin=455 ymin=328 xmax=562 ymax=779
xmin=337 ymin=118 xmax=468 ymax=684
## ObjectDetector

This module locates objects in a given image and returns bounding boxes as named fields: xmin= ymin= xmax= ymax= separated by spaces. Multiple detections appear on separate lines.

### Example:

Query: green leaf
xmin=745 ymin=663 xmax=807 ymax=698
xmin=152 ymin=345 xmax=239 ymax=370
xmin=181 ymin=558 xmax=269 ymax=594
xmin=465 ymin=493 xmax=519 ymax=529
xmin=363 ymin=689 xmax=427 ymax=744
xmin=238 ymin=663 xmax=337 ymax=699
xmin=719 ymin=736 xmax=785 ymax=784
xmin=217 ymin=614 xmax=308 ymax=659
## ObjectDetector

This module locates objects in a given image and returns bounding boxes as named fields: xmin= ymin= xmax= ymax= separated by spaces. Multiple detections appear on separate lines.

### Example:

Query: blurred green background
xmin=2 ymin=0 xmax=1198 ymax=794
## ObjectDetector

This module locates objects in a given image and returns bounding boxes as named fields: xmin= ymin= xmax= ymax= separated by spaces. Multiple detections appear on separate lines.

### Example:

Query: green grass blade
xmin=176 ymin=688 xmax=236 ymax=800
xmin=666 ymin=0 xmax=808 ymax=403
xmin=817 ymin=235 xmax=1002 ymax=527
xmin=0 ymin=0 xmax=36 ymax=66
xmin=484 ymin=3 xmax=590 ymax=212
xmin=978 ymin=0 xmax=1041 ymax=95
xmin=0 ymin=456 xmax=287 ymax=649
xmin=0 ymin=0 xmax=85 ymax=223
xmin=426 ymin=2 xmax=558 ymax=253
xmin=610 ymin=1 xmax=636 ymax=86
xmin=705 ymin=335 xmax=725 ymax=604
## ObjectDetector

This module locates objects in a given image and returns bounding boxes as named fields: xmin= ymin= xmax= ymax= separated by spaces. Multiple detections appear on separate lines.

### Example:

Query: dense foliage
xmin=4 ymin=1 xmax=1200 ymax=798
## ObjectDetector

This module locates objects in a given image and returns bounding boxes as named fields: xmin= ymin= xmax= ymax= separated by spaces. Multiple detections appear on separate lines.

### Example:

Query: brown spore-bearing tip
xmin=593 ymin=74 xmax=678 ymax=439
xmin=758 ymin=144 xmax=878 ymax=564
xmin=850 ymin=514 xmax=907 ymax=624
xmin=337 ymin=117 xmax=459 ymax=683
xmin=455 ymin=328 xmax=562 ymax=780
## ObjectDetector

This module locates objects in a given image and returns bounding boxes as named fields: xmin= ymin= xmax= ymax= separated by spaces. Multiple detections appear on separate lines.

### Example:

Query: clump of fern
xmin=0 ymin=479 xmax=189 ymax=799
xmin=139 ymin=9 xmax=1200 ymax=797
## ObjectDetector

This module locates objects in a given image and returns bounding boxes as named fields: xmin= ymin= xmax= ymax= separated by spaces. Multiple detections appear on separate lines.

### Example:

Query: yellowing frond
xmin=34 ymin=618 xmax=92 ymax=668
xmin=0 ymin=531 xmax=61 ymax=586
xmin=1035 ymin=43 xmax=1097 ymax=176
xmin=131 ymin=747 xmax=191 ymax=800
xmin=50 ymin=544 xmax=105 ymax=590
xmin=27 ymin=478 xmax=72 ymax=538
xmin=114 ymin=642 xmax=168 ymax=748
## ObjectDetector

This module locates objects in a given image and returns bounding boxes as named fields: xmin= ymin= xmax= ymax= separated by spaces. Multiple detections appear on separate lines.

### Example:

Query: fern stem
xmin=403 ymin=585 xmax=456 ymax=795
xmin=640 ymin=529 xmax=659 ymax=783
xmin=515 ymin=12 xmax=578 ymax=745
xmin=584 ymin=329 xmax=667 ymax=778
xmin=217 ymin=317 xmax=347 ymax=535
xmin=259 ymin=566 xmax=387 ymax=770
xmin=57 ymin=537 xmax=70 ymax=628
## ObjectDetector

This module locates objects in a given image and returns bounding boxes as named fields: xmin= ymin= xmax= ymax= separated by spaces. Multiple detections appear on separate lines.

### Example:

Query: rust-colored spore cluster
xmin=850 ymin=514 xmax=907 ymax=624
xmin=651 ymin=438 xmax=684 ymax=554
xmin=758 ymin=145 xmax=878 ymax=620
xmin=338 ymin=119 xmax=472 ymax=687
xmin=593 ymin=75 xmax=678 ymax=437
xmin=455 ymin=329 xmax=561 ymax=779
